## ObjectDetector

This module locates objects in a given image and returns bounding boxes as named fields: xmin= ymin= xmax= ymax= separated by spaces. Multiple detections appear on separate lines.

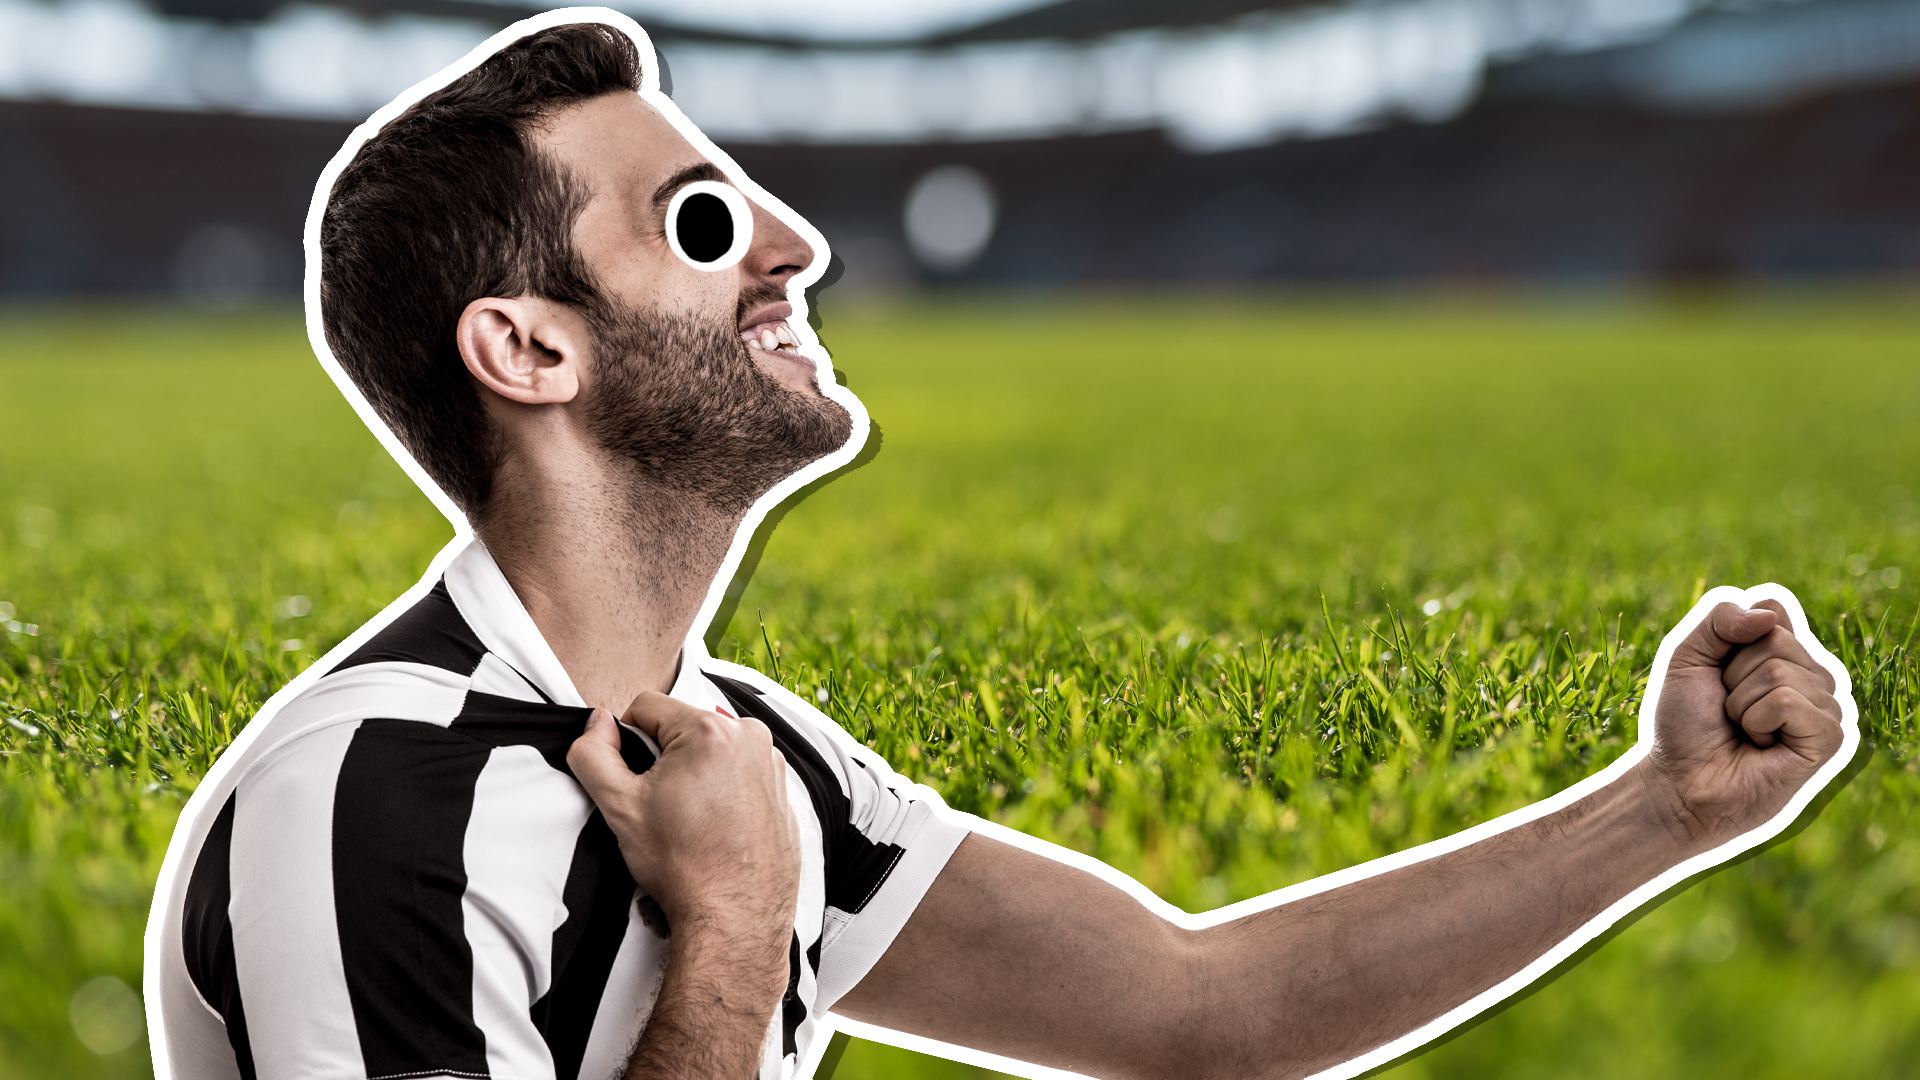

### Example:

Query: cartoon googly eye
xmin=665 ymin=180 xmax=753 ymax=272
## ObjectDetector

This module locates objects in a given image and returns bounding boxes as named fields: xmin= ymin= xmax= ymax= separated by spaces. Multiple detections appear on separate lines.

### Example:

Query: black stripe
xmin=451 ymin=692 xmax=655 ymax=777
xmin=451 ymin=693 xmax=598 ymax=774
xmin=781 ymin=931 xmax=805 ymax=1059
xmin=181 ymin=792 xmax=257 ymax=1080
xmin=828 ymin=843 xmax=906 ymax=917
xmin=334 ymin=580 xmax=487 ymax=676
xmin=703 ymin=673 xmax=906 ymax=916
xmin=529 ymin=811 xmax=639 ymax=1080
xmin=448 ymin=692 xmax=658 ymax=1079
xmin=332 ymin=719 xmax=493 ymax=1078
xmin=705 ymin=674 xmax=845 ymax=867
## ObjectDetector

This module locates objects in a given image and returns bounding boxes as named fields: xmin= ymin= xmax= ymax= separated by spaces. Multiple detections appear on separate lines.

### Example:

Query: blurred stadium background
xmin=4 ymin=0 xmax=1920 ymax=299
xmin=4 ymin=5 xmax=1918 ymax=1080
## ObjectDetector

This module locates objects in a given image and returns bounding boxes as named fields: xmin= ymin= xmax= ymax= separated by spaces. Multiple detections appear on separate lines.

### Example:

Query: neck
xmin=479 ymin=452 xmax=741 ymax=715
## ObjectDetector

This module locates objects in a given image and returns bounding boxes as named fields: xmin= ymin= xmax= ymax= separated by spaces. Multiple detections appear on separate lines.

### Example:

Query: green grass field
xmin=1 ymin=292 xmax=1916 ymax=1080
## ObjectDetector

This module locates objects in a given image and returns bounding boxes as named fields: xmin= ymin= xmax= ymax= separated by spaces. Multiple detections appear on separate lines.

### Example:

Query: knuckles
xmin=640 ymin=702 xmax=784 ymax=784
xmin=1745 ymin=656 xmax=1801 ymax=691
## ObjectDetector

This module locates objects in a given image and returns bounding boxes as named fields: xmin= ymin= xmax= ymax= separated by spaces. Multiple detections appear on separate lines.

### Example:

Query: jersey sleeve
xmin=719 ymin=672 xmax=974 ymax=1011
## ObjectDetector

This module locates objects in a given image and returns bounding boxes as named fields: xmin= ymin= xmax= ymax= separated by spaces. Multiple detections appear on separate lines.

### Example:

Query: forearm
xmin=840 ymin=766 xmax=1696 ymax=1080
xmin=841 ymin=597 xmax=1847 ymax=1080
xmin=1196 ymin=761 xmax=1695 ymax=1078
xmin=622 ymin=919 xmax=788 ymax=1080
xmin=566 ymin=700 xmax=804 ymax=1080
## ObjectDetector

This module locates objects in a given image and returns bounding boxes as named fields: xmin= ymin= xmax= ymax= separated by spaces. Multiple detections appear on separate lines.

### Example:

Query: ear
xmin=456 ymin=297 xmax=586 ymax=406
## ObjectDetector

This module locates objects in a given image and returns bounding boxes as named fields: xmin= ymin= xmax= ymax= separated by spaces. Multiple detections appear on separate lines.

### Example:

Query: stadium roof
xmin=142 ymin=0 xmax=1320 ymax=46
xmin=9 ymin=0 xmax=1920 ymax=150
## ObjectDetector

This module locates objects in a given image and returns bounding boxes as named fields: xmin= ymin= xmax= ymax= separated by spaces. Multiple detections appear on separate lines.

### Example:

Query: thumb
xmin=1671 ymin=601 xmax=1777 ymax=671
xmin=567 ymin=708 xmax=639 ymax=798
xmin=1749 ymin=597 xmax=1794 ymax=634
xmin=621 ymin=691 xmax=686 ymax=747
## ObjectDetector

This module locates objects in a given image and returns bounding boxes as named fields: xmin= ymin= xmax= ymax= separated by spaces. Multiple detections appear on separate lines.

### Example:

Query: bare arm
xmin=621 ymin=921 xmax=786 ymax=1080
xmin=835 ymin=599 xmax=1848 ymax=1080
xmin=568 ymin=695 xmax=801 ymax=1080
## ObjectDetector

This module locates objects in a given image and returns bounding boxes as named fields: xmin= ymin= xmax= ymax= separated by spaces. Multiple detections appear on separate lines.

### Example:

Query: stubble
xmin=579 ymin=293 xmax=853 ymax=518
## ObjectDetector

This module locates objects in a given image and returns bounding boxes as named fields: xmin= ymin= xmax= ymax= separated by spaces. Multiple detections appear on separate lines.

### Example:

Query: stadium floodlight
xmin=903 ymin=165 xmax=998 ymax=272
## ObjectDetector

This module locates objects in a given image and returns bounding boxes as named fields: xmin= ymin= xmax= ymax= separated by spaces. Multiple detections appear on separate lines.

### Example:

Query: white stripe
xmin=469 ymin=651 xmax=545 ymax=703
xmin=462 ymin=745 xmax=596 ymax=1080
xmin=203 ymin=662 xmax=469 ymax=796
xmin=156 ymin=763 xmax=248 ymax=1080
xmin=155 ymin=872 xmax=244 ymax=1080
xmin=274 ymin=660 xmax=469 ymax=735
xmin=229 ymin=721 xmax=366 ymax=1079
xmin=781 ymin=934 xmax=823 ymax=1079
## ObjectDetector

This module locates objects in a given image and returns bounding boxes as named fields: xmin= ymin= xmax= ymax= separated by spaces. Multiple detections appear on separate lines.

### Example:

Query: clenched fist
xmin=1644 ymin=592 xmax=1852 ymax=849
xmin=567 ymin=691 xmax=802 ymax=985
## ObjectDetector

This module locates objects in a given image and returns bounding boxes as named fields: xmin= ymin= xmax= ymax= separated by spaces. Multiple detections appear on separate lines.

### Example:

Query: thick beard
xmin=579 ymin=296 xmax=853 ymax=518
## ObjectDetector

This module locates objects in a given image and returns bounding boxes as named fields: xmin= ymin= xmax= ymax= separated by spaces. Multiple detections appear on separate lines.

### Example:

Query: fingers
xmin=1749 ymin=598 xmax=1793 ymax=634
xmin=621 ymin=691 xmax=681 ymax=742
xmin=1670 ymin=602 xmax=1778 ymax=671
xmin=1713 ymin=598 xmax=1843 ymax=756
xmin=1738 ymin=685 xmax=1846 ymax=762
xmin=1725 ymin=655 xmax=1842 ymax=725
xmin=1723 ymin=622 xmax=1834 ymax=695
xmin=623 ymin=690 xmax=757 ymax=750
xmin=1728 ymin=645 xmax=1843 ymax=722
xmin=622 ymin=691 xmax=783 ymax=788
xmin=567 ymin=708 xmax=639 ymax=797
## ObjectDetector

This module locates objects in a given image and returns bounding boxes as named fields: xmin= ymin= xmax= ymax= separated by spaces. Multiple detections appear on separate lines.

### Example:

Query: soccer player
xmin=148 ymin=17 xmax=1854 ymax=1080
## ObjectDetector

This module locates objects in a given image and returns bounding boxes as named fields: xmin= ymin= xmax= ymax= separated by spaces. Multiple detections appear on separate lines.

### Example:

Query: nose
xmin=738 ymin=198 xmax=816 ymax=290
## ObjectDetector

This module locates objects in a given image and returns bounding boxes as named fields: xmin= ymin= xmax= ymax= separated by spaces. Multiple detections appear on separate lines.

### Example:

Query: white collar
xmin=443 ymin=537 xmax=730 ymax=716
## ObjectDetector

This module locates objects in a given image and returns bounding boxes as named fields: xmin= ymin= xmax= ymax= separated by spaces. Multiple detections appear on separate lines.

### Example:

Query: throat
xmin=480 ymin=475 xmax=743 ymax=714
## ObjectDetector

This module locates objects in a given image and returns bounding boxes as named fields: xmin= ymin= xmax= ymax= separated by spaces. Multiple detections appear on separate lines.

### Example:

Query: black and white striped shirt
xmin=150 ymin=541 xmax=968 ymax=1080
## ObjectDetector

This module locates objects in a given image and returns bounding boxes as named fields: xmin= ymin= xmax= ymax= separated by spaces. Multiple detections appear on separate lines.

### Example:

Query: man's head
xmin=321 ymin=23 xmax=850 ymax=527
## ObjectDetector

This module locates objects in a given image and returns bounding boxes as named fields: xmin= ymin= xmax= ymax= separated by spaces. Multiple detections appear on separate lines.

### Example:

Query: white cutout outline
xmin=139 ymin=10 xmax=1862 ymax=1080
xmin=665 ymin=179 xmax=755 ymax=271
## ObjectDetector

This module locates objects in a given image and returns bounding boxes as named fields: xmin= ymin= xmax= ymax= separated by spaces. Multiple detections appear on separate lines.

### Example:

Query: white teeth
xmin=758 ymin=329 xmax=778 ymax=351
xmin=775 ymin=323 xmax=798 ymax=347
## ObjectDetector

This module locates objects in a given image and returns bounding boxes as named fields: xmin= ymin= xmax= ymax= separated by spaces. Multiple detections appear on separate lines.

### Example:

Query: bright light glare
xmin=903 ymin=166 xmax=997 ymax=271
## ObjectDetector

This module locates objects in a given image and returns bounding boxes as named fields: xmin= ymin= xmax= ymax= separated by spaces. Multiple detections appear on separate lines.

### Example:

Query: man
xmin=147 ymin=13 xmax=1856 ymax=1080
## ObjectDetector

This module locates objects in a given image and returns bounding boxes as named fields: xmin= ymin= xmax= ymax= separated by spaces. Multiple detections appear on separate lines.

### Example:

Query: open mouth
xmin=739 ymin=300 xmax=803 ymax=356
xmin=739 ymin=319 xmax=802 ymax=354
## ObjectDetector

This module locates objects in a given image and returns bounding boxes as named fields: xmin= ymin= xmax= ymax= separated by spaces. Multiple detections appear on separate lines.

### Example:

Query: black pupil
xmin=675 ymin=192 xmax=734 ymax=264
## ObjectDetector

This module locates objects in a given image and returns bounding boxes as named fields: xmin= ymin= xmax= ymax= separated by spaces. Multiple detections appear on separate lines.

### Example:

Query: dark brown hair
xmin=320 ymin=23 xmax=640 ymax=516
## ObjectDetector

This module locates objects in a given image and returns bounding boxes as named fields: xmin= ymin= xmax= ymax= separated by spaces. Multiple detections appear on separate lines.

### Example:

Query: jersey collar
xmin=442 ymin=537 xmax=732 ymax=717
xmin=443 ymin=538 xmax=588 ymax=708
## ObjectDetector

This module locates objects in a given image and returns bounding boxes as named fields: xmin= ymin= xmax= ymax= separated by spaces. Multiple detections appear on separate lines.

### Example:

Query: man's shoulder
xmin=696 ymin=659 xmax=944 ymax=810
xmin=698 ymin=660 xmax=842 ymax=750
xmin=275 ymin=578 xmax=553 ymax=723
xmin=221 ymin=578 xmax=589 ymax=805
xmin=329 ymin=578 xmax=487 ymax=677
xmin=313 ymin=577 xmax=550 ymax=702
